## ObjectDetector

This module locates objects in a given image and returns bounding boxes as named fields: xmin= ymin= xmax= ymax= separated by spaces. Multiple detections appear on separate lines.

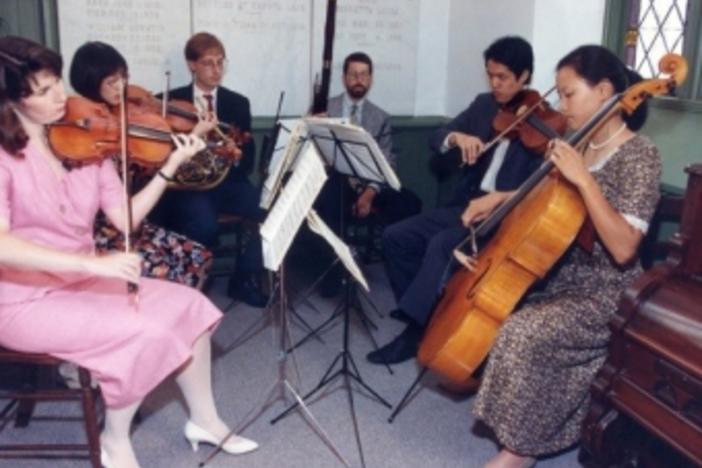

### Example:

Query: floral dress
xmin=94 ymin=215 xmax=212 ymax=288
xmin=93 ymin=160 xmax=212 ymax=288
xmin=473 ymin=135 xmax=662 ymax=455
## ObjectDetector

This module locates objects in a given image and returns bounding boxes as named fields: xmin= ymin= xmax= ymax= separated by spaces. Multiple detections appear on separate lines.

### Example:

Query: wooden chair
xmin=640 ymin=189 xmax=685 ymax=269
xmin=0 ymin=347 xmax=102 ymax=467
xmin=346 ymin=209 xmax=385 ymax=264
xmin=208 ymin=213 xmax=247 ymax=277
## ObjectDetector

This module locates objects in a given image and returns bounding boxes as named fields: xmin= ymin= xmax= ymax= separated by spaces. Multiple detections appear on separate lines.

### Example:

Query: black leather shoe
xmin=389 ymin=308 xmax=411 ymax=324
xmin=228 ymin=274 xmax=269 ymax=308
xmin=367 ymin=323 xmax=423 ymax=365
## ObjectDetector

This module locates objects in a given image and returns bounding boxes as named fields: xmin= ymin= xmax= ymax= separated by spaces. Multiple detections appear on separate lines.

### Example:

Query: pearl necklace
xmin=588 ymin=123 xmax=627 ymax=151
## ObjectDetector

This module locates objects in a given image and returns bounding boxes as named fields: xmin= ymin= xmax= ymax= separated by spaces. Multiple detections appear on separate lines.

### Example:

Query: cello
xmin=417 ymin=54 xmax=689 ymax=385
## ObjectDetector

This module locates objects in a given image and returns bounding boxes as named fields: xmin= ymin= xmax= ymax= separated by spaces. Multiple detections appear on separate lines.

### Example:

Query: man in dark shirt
xmin=152 ymin=32 xmax=267 ymax=307
xmin=368 ymin=36 xmax=543 ymax=364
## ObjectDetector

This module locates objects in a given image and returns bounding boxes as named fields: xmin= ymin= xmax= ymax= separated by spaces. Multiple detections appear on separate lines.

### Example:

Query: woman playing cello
xmin=0 ymin=36 xmax=257 ymax=468
xmin=467 ymin=45 xmax=661 ymax=467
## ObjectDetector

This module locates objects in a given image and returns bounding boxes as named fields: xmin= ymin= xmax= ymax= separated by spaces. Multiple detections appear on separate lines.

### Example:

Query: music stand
xmin=199 ymin=133 xmax=350 ymax=468
xmin=270 ymin=118 xmax=400 ymax=468
xmin=285 ymin=119 xmax=396 ymax=356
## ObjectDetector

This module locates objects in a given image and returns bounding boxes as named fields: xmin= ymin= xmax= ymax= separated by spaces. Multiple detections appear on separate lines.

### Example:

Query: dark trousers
xmin=314 ymin=172 xmax=423 ymax=237
xmin=150 ymin=171 xmax=265 ymax=274
xmin=383 ymin=205 xmax=469 ymax=327
xmin=313 ymin=173 xmax=423 ymax=266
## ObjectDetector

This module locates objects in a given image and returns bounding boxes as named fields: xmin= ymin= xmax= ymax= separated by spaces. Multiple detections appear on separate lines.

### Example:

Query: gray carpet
xmin=0 ymin=263 xmax=581 ymax=468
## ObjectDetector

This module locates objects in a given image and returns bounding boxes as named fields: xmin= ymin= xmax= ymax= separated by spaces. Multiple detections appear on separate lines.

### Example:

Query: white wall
xmin=531 ymin=0 xmax=607 ymax=99
xmin=445 ymin=0 xmax=536 ymax=117
xmin=57 ymin=0 xmax=606 ymax=117
xmin=413 ymin=0 xmax=450 ymax=115
xmin=415 ymin=0 xmax=606 ymax=117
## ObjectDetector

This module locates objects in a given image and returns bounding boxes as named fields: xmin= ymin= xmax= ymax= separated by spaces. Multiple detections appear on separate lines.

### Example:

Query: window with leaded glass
xmin=606 ymin=0 xmax=702 ymax=103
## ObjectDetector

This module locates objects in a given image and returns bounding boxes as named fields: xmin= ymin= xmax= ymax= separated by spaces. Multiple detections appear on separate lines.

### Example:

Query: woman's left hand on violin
xmin=190 ymin=112 xmax=218 ymax=138
xmin=548 ymin=139 xmax=593 ymax=189
xmin=168 ymin=133 xmax=207 ymax=167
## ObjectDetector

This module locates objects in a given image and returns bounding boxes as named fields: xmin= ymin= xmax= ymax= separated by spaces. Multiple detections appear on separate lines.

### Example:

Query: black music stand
xmin=200 ymin=134 xmax=350 ymax=468
xmin=269 ymin=119 xmax=400 ymax=468
xmin=284 ymin=120 xmax=395 ymax=356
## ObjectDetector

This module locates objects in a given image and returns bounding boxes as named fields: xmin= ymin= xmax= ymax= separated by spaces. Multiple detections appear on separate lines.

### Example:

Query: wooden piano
xmin=581 ymin=164 xmax=702 ymax=468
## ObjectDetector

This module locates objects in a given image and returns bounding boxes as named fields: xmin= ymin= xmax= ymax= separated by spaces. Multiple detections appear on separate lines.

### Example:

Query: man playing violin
xmin=369 ymin=36 xmax=544 ymax=365
xmin=151 ymin=32 xmax=268 ymax=308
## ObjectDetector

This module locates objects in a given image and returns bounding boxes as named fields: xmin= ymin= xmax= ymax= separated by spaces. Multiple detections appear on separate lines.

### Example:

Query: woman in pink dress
xmin=0 ymin=36 xmax=257 ymax=468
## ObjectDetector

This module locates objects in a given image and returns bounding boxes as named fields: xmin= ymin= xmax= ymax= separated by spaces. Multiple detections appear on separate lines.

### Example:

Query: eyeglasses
xmin=197 ymin=58 xmax=228 ymax=70
xmin=345 ymin=71 xmax=370 ymax=80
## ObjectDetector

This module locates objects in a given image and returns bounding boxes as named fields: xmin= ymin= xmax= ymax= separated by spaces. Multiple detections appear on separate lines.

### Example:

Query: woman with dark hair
xmin=463 ymin=45 xmax=661 ymax=467
xmin=70 ymin=41 xmax=214 ymax=290
xmin=0 ymin=36 xmax=257 ymax=468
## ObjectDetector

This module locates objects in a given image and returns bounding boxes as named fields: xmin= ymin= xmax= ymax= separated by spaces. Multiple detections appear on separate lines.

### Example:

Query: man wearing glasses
xmin=314 ymin=52 xmax=421 ymax=297
xmin=153 ymin=32 xmax=268 ymax=307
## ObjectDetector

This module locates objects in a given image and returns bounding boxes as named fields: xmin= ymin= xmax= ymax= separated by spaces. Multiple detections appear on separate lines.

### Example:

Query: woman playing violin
xmin=0 ymin=36 xmax=257 ymax=468
xmin=69 ymin=41 xmax=215 ymax=290
xmin=467 ymin=45 xmax=661 ymax=468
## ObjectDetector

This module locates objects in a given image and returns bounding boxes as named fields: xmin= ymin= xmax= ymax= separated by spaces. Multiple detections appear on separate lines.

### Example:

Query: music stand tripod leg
xmin=270 ymin=273 xmax=392 ymax=468
xmin=199 ymin=264 xmax=349 ymax=468
xmin=388 ymin=367 xmax=428 ymax=423
xmin=286 ymin=299 xmax=343 ymax=353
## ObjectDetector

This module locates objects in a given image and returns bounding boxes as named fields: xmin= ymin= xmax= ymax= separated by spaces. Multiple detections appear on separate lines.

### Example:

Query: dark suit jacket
xmin=430 ymin=92 xmax=542 ymax=206
xmin=166 ymin=84 xmax=256 ymax=177
xmin=327 ymin=93 xmax=395 ymax=167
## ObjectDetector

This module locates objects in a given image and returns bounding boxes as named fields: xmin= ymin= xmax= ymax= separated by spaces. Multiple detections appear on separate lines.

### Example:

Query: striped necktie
xmin=203 ymin=93 xmax=214 ymax=113
xmin=350 ymin=103 xmax=359 ymax=125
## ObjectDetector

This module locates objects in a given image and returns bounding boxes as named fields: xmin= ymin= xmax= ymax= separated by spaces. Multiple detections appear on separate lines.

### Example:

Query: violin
xmin=47 ymin=96 xmax=228 ymax=167
xmin=48 ymin=95 xmax=172 ymax=167
xmin=492 ymin=88 xmax=567 ymax=154
xmin=125 ymin=84 xmax=200 ymax=133
xmin=125 ymin=84 xmax=248 ymax=163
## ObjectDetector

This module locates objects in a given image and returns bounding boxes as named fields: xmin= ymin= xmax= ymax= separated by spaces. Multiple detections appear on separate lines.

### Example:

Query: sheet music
xmin=306 ymin=210 xmax=369 ymax=292
xmin=260 ymin=118 xmax=352 ymax=210
xmin=260 ymin=119 xmax=306 ymax=210
xmin=260 ymin=142 xmax=328 ymax=271
xmin=304 ymin=118 xmax=401 ymax=191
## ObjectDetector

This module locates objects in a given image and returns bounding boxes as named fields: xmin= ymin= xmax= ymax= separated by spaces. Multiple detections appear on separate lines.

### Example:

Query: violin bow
xmin=118 ymin=78 xmax=140 ymax=305
xmin=162 ymin=71 xmax=171 ymax=118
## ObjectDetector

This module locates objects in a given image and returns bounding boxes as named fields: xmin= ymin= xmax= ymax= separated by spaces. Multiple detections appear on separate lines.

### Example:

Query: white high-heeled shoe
xmin=100 ymin=449 xmax=113 ymax=468
xmin=183 ymin=420 xmax=259 ymax=455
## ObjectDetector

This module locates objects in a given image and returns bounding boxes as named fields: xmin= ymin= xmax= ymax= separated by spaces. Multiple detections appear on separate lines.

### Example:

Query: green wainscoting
xmin=642 ymin=102 xmax=702 ymax=190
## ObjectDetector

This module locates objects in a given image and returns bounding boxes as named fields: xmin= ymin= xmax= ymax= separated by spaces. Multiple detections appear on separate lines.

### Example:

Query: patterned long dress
xmin=93 ymin=160 xmax=212 ymax=288
xmin=94 ymin=215 xmax=212 ymax=288
xmin=473 ymin=135 xmax=662 ymax=455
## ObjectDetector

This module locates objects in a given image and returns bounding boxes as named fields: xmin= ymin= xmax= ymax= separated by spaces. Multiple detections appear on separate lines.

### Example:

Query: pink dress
xmin=0 ymin=144 xmax=222 ymax=408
